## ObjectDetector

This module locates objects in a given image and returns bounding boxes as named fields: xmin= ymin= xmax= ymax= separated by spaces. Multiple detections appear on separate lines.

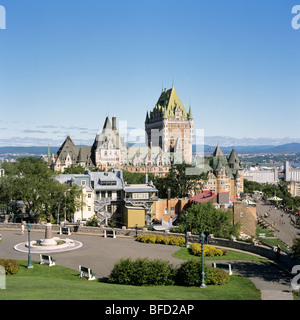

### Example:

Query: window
xmin=88 ymin=193 xmax=91 ymax=198
xmin=81 ymin=180 xmax=86 ymax=186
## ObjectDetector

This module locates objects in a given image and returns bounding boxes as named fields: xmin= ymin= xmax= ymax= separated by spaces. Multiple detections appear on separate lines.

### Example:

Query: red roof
xmin=189 ymin=190 xmax=216 ymax=203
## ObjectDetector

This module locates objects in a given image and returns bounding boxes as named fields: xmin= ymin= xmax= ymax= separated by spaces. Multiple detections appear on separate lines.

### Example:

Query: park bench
xmin=60 ymin=226 xmax=71 ymax=235
xmin=212 ymin=262 xmax=233 ymax=275
xmin=79 ymin=265 xmax=96 ymax=281
xmin=258 ymin=233 xmax=266 ymax=238
xmin=39 ymin=254 xmax=56 ymax=267
xmin=103 ymin=229 xmax=116 ymax=238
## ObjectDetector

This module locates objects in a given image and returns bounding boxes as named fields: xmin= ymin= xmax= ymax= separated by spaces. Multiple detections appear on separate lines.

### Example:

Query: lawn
xmin=0 ymin=260 xmax=261 ymax=300
xmin=172 ymin=246 xmax=271 ymax=263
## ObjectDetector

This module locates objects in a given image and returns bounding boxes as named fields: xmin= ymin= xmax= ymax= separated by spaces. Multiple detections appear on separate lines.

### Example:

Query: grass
xmin=172 ymin=246 xmax=271 ymax=263
xmin=0 ymin=260 xmax=261 ymax=300
xmin=256 ymin=225 xmax=290 ymax=252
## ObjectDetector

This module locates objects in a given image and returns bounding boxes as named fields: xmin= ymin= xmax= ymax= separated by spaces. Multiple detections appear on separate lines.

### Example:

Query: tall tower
xmin=145 ymin=87 xmax=193 ymax=164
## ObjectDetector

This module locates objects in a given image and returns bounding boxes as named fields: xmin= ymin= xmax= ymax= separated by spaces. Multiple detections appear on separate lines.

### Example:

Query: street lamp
xmin=27 ymin=222 xmax=33 ymax=269
xmin=184 ymin=211 xmax=188 ymax=247
xmin=200 ymin=231 xmax=206 ymax=288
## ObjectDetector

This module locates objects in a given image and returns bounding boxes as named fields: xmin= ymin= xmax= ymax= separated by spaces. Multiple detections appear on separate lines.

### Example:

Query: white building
xmin=244 ymin=166 xmax=278 ymax=184
xmin=284 ymin=161 xmax=300 ymax=182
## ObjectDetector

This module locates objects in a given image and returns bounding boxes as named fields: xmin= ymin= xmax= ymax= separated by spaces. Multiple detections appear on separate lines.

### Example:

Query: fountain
xmin=14 ymin=222 xmax=82 ymax=254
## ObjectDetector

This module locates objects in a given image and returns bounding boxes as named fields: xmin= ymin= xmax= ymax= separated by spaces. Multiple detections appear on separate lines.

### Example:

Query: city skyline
xmin=0 ymin=0 xmax=300 ymax=147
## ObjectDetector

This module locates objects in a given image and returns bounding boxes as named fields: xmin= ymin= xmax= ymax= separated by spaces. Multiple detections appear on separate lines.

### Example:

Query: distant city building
xmin=288 ymin=181 xmax=300 ymax=197
xmin=284 ymin=161 xmax=300 ymax=182
xmin=244 ymin=166 xmax=278 ymax=184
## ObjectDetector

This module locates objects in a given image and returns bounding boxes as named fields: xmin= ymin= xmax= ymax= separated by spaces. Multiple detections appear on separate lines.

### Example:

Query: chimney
xmin=167 ymin=188 xmax=171 ymax=214
xmin=112 ymin=116 xmax=117 ymax=132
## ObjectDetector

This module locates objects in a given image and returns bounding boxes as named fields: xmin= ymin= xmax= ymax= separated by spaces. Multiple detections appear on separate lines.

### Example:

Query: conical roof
xmin=213 ymin=145 xmax=224 ymax=157
xmin=103 ymin=117 xmax=112 ymax=130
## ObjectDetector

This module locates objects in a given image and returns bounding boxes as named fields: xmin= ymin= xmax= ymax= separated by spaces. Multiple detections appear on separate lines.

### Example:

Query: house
xmin=57 ymin=168 xmax=158 ymax=227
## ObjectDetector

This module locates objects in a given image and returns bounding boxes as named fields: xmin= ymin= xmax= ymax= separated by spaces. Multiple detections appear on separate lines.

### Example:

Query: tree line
xmin=0 ymin=157 xmax=83 ymax=223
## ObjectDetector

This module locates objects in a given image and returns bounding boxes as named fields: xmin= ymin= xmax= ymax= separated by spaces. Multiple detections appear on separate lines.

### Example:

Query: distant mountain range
xmin=198 ymin=143 xmax=300 ymax=154
xmin=0 ymin=142 xmax=300 ymax=156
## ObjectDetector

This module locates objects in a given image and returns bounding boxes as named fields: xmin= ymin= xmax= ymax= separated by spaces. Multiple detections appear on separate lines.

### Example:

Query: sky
xmin=0 ymin=0 xmax=300 ymax=148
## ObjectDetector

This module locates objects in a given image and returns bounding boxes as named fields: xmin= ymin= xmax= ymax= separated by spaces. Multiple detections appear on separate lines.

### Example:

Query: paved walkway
xmin=0 ymin=229 xmax=296 ymax=300
xmin=255 ymin=200 xmax=299 ymax=248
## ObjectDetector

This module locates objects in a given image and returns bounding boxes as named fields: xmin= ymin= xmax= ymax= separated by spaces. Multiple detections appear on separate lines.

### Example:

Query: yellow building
xmin=123 ymin=182 xmax=158 ymax=227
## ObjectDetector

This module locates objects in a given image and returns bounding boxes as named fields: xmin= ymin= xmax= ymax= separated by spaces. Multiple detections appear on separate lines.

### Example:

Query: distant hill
xmin=0 ymin=146 xmax=58 ymax=155
xmin=194 ymin=143 xmax=300 ymax=154
xmin=0 ymin=142 xmax=300 ymax=156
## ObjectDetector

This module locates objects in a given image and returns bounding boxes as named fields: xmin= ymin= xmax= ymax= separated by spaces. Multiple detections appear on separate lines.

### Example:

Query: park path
xmin=0 ymin=229 xmax=296 ymax=300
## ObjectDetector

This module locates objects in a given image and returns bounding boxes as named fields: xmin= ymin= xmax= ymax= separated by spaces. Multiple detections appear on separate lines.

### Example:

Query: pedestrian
xmin=21 ymin=223 xmax=25 ymax=235
xmin=204 ymin=228 xmax=210 ymax=244
xmin=275 ymin=244 xmax=281 ymax=260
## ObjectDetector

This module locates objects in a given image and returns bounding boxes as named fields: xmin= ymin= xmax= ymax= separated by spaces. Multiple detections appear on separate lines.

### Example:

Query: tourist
xmin=275 ymin=245 xmax=281 ymax=260
xmin=21 ymin=223 xmax=25 ymax=235
xmin=204 ymin=228 xmax=210 ymax=244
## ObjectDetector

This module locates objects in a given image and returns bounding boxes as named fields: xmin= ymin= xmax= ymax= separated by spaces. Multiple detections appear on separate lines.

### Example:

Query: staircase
xmin=94 ymin=198 xmax=112 ymax=223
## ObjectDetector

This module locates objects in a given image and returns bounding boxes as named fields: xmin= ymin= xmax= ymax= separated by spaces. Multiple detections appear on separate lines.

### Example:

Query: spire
xmin=103 ymin=116 xmax=112 ymax=130
xmin=213 ymin=145 xmax=224 ymax=157
xmin=47 ymin=144 xmax=50 ymax=158
xmin=145 ymin=111 xmax=149 ymax=123
xmin=188 ymin=105 xmax=193 ymax=119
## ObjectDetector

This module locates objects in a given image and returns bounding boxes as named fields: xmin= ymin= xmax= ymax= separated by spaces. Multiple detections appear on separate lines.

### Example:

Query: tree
xmin=154 ymin=163 xmax=207 ymax=199
xmin=0 ymin=157 xmax=83 ymax=222
xmin=177 ymin=202 xmax=240 ymax=239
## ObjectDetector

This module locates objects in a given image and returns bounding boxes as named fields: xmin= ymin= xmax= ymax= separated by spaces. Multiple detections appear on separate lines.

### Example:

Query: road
xmin=255 ymin=200 xmax=299 ymax=248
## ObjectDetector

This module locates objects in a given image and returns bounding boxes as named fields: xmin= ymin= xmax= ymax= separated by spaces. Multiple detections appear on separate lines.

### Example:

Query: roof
xmin=148 ymin=87 xmax=190 ymax=122
xmin=189 ymin=190 xmax=217 ymax=203
xmin=213 ymin=145 xmax=224 ymax=157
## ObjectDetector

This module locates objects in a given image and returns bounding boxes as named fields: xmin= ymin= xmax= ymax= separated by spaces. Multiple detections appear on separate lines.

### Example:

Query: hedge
xmin=136 ymin=234 xmax=185 ymax=246
xmin=108 ymin=257 xmax=230 ymax=287
xmin=0 ymin=259 xmax=19 ymax=275
xmin=191 ymin=243 xmax=224 ymax=257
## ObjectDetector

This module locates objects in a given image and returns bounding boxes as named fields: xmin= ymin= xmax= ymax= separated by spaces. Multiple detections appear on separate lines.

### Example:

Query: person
xmin=275 ymin=244 xmax=281 ymax=260
xmin=204 ymin=228 xmax=210 ymax=244
xmin=21 ymin=223 xmax=25 ymax=235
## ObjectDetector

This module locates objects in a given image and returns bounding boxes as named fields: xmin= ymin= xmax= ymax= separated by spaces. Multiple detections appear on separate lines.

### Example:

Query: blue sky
xmin=0 ymin=0 xmax=299 ymax=147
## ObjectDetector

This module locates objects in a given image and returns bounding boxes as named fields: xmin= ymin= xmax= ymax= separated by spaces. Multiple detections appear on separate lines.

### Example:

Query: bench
xmin=258 ymin=233 xmax=266 ymax=238
xmin=60 ymin=226 xmax=71 ymax=235
xmin=104 ymin=229 xmax=116 ymax=238
xmin=79 ymin=265 xmax=96 ymax=281
xmin=212 ymin=262 xmax=233 ymax=275
xmin=39 ymin=254 xmax=56 ymax=267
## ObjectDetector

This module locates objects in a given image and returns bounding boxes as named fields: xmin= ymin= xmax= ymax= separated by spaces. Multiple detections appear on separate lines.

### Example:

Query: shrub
xmin=108 ymin=257 xmax=176 ymax=286
xmin=206 ymin=268 xmax=230 ymax=285
xmin=108 ymin=258 xmax=135 ymax=285
xmin=0 ymin=259 xmax=19 ymax=275
xmin=136 ymin=234 xmax=185 ymax=246
xmin=191 ymin=243 xmax=223 ymax=257
xmin=175 ymin=260 xmax=212 ymax=286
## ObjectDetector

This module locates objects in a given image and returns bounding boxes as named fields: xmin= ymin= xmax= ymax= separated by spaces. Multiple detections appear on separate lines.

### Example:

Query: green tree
xmin=154 ymin=163 xmax=207 ymax=198
xmin=177 ymin=202 xmax=240 ymax=239
xmin=0 ymin=157 xmax=83 ymax=222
